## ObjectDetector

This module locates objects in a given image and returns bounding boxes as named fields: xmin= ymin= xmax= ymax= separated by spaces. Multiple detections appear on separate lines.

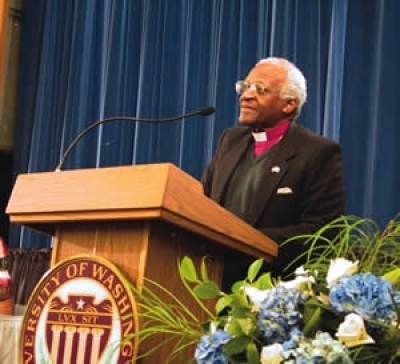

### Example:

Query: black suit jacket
xmin=201 ymin=122 xmax=345 ymax=278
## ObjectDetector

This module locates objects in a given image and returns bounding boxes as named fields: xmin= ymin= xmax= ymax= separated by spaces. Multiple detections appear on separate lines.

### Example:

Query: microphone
xmin=55 ymin=106 xmax=215 ymax=171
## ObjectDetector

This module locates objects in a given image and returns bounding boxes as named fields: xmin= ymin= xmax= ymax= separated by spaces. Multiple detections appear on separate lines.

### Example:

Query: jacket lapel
xmin=246 ymin=123 xmax=298 ymax=226
xmin=211 ymin=129 xmax=252 ymax=203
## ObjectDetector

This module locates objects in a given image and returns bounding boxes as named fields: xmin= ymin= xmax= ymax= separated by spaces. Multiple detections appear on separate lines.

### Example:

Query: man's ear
xmin=283 ymin=99 xmax=297 ymax=114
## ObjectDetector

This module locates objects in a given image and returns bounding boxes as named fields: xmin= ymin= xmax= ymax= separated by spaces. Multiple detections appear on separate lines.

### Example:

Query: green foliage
xmin=286 ymin=214 xmax=400 ymax=284
xmin=122 ymin=255 xmax=274 ymax=363
xmin=123 ymin=273 xmax=206 ymax=363
xmin=285 ymin=214 xmax=400 ymax=364
xmin=124 ymin=214 xmax=400 ymax=364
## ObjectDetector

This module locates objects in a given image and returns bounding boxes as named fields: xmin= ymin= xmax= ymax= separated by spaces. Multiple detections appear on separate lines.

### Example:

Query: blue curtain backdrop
xmin=9 ymin=0 xmax=400 ymax=248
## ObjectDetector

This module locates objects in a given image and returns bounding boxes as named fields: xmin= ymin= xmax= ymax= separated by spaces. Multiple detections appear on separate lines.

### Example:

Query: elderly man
xmin=201 ymin=57 xmax=345 ymax=288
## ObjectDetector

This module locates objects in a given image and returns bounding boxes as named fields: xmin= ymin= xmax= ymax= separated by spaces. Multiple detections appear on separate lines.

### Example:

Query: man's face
xmin=238 ymin=63 xmax=295 ymax=129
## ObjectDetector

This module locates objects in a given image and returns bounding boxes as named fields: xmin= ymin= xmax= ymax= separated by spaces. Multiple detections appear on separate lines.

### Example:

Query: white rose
xmin=279 ymin=265 xmax=315 ymax=293
xmin=244 ymin=287 xmax=271 ymax=309
xmin=279 ymin=275 xmax=315 ymax=292
xmin=260 ymin=343 xmax=283 ymax=364
xmin=336 ymin=313 xmax=375 ymax=348
xmin=327 ymin=258 xmax=358 ymax=288
xmin=294 ymin=266 xmax=309 ymax=276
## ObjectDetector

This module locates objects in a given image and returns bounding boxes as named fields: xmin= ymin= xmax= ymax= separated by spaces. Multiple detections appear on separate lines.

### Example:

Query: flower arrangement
xmin=127 ymin=215 xmax=400 ymax=364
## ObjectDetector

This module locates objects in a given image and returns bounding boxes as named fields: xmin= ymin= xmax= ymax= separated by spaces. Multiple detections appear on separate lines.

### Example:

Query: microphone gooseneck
xmin=55 ymin=106 xmax=215 ymax=171
xmin=195 ymin=106 xmax=215 ymax=116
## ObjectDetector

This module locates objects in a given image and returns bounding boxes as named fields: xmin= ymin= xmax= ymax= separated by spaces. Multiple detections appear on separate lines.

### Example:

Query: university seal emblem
xmin=20 ymin=255 xmax=138 ymax=364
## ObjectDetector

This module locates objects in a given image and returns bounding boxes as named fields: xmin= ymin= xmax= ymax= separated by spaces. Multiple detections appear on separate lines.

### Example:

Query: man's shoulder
xmin=290 ymin=122 xmax=340 ymax=148
xmin=223 ymin=125 xmax=250 ymax=134
xmin=218 ymin=125 xmax=251 ymax=141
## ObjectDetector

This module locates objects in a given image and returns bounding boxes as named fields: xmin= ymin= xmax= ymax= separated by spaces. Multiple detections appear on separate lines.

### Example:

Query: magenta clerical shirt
xmin=252 ymin=120 xmax=290 ymax=157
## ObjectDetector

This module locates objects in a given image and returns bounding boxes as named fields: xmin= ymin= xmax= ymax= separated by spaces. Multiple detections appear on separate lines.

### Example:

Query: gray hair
xmin=257 ymin=57 xmax=307 ymax=118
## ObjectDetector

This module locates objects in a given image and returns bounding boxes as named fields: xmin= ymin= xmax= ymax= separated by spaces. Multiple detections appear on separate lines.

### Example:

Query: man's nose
xmin=240 ymin=90 xmax=256 ymax=101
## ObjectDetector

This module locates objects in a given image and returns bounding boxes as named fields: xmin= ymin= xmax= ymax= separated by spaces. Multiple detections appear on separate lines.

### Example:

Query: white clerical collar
xmin=252 ymin=130 xmax=267 ymax=142
xmin=251 ymin=121 xmax=291 ymax=143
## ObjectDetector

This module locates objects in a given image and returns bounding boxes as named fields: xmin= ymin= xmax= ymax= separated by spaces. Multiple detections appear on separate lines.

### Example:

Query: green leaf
xmin=247 ymin=259 xmax=264 ymax=282
xmin=231 ymin=291 xmax=251 ymax=307
xmin=178 ymin=256 xmax=198 ymax=283
xmin=200 ymin=257 xmax=209 ymax=282
xmin=236 ymin=317 xmax=256 ymax=336
xmin=383 ymin=268 xmax=400 ymax=290
xmin=255 ymin=272 xmax=274 ymax=289
xmin=246 ymin=341 xmax=260 ymax=364
xmin=230 ymin=306 xmax=252 ymax=318
xmin=303 ymin=298 xmax=343 ymax=336
xmin=231 ymin=280 xmax=245 ymax=293
xmin=193 ymin=281 xmax=220 ymax=299
xmin=226 ymin=318 xmax=246 ymax=337
xmin=381 ymin=322 xmax=400 ymax=347
xmin=302 ymin=304 xmax=322 ymax=337
xmin=223 ymin=335 xmax=249 ymax=355
xmin=216 ymin=295 xmax=233 ymax=315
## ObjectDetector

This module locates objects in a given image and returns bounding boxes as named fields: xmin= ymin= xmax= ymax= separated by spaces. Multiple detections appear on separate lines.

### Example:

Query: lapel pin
xmin=271 ymin=166 xmax=280 ymax=173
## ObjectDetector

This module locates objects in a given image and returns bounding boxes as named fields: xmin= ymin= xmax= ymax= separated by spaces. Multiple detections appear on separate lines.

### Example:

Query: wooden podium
xmin=6 ymin=163 xmax=277 ymax=363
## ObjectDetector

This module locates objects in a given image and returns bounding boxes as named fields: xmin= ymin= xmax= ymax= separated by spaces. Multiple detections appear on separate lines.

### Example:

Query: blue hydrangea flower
xmin=329 ymin=273 xmax=395 ymax=322
xmin=194 ymin=329 xmax=231 ymax=364
xmin=281 ymin=332 xmax=353 ymax=364
xmin=282 ymin=328 xmax=303 ymax=351
xmin=257 ymin=286 xmax=308 ymax=344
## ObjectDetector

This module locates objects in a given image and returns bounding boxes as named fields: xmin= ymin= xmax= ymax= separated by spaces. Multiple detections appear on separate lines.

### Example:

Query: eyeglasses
xmin=235 ymin=80 xmax=279 ymax=96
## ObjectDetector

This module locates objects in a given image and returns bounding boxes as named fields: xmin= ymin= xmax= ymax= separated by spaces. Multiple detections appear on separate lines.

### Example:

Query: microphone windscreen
xmin=198 ymin=106 xmax=215 ymax=116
